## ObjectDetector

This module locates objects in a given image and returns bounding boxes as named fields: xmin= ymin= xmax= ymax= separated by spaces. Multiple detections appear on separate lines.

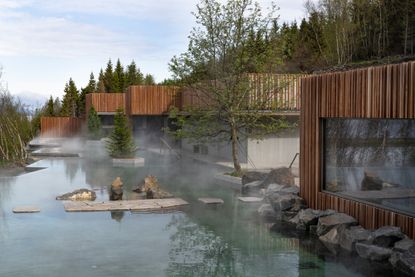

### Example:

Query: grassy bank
xmin=0 ymin=91 xmax=33 ymax=166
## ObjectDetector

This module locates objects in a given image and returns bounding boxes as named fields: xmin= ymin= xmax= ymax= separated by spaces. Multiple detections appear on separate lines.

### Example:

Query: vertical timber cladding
xmin=127 ymin=85 xmax=182 ymax=115
xmin=40 ymin=117 xmax=83 ymax=137
xmin=300 ymin=61 xmax=415 ymax=238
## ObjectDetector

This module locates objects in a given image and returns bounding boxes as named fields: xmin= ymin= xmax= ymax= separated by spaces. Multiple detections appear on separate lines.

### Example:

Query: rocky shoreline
xmin=242 ymin=168 xmax=415 ymax=276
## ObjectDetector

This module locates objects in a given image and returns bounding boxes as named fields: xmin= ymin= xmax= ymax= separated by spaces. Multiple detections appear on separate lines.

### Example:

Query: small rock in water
xmin=110 ymin=177 xmax=123 ymax=201
xmin=56 ymin=189 xmax=96 ymax=201
xmin=299 ymin=261 xmax=320 ymax=270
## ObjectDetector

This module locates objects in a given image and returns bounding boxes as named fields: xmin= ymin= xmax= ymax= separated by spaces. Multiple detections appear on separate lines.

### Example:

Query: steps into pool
xmin=63 ymin=198 xmax=189 ymax=212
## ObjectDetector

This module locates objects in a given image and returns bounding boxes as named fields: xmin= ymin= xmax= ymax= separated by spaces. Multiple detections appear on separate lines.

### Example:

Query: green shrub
xmin=87 ymin=106 xmax=102 ymax=140
xmin=106 ymin=108 xmax=136 ymax=158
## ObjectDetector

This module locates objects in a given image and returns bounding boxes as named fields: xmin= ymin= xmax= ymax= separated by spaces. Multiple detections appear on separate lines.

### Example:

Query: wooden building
xmin=300 ymin=61 xmax=415 ymax=238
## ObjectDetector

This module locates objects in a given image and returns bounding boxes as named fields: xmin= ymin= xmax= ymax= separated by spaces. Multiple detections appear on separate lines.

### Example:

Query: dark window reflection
xmin=323 ymin=118 xmax=415 ymax=216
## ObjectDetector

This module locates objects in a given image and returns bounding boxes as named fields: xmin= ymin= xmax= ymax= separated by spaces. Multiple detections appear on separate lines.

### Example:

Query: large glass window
xmin=323 ymin=118 xmax=415 ymax=216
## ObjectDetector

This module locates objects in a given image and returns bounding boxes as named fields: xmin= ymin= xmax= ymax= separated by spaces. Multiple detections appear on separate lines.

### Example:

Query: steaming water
xmin=0 ymin=152 xmax=399 ymax=276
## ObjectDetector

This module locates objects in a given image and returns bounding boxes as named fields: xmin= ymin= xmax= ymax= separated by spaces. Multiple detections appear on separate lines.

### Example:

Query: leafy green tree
xmin=106 ymin=108 xmax=136 ymax=158
xmin=143 ymin=74 xmax=155 ymax=85
xmin=104 ymin=59 xmax=114 ymax=93
xmin=125 ymin=60 xmax=144 ymax=86
xmin=61 ymin=78 xmax=79 ymax=117
xmin=96 ymin=69 xmax=106 ymax=93
xmin=169 ymin=0 xmax=290 ymax=174
xmin=87 ymin=106 xmax=102 ymax=140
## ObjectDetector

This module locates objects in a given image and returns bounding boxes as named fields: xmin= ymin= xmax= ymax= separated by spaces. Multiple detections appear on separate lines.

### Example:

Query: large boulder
xmin=241 ymin=181 xmax=264 ymax=195
xmin=242 ymin=171 xmax=268 ymax=185
xmin=258 ymin=204 xmax=278 ymax=219
xmin=370 ymin=226 xmax=405 ymax=248
xmin=266 ymin=184 xmax=299 ymax=197
xmin=355 ymin=242 xmax=392 ymax=261
xmin=262 ymin=167 xmax=295 ymax=187
xmin=289 ymin=209 xmax=335 ymax=231
xmin=134 ymin=175 xmax=173 ymax=199
xmin=395 ymin=245 xmax=415 ymax=275
xmin=339 ymin=225 xmax=371 ymax=252
xmin=316 ymin=213 xmax=357 ymax=236
xmin=56 ymin=189 xmax=96 ymax=201
xmin=269 ymin=194 xmax=304 ymax=212
xmin=390 ymin=239 xmax=415 ymax=267
xmin=319 ymin=225 xmax=346 ymax=252
xmin=110 ymin=177 xmax=123 ymax=201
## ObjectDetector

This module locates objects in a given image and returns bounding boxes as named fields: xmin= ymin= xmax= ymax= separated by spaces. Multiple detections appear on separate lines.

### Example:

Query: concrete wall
xmin=181 ymin=129 xmax=299 ymax=170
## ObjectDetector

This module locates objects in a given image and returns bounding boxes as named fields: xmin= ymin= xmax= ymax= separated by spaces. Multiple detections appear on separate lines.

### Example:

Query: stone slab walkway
xmin=238 ymin=197 xmax=263 ymax=203
xmin=13 ymin=206 xmax=41 ymax=213
xmin=198 ymin=198 xmax=224 ymax=204
xmin=63 ymin=198 xmax=189 ymax=212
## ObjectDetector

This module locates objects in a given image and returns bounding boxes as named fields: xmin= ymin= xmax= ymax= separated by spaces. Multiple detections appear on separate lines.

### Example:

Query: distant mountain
xmin=14 ymin=91 xmax=48 ymax=115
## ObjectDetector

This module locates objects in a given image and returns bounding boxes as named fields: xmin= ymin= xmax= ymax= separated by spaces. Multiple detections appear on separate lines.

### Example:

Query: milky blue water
xmin=0 ymin=153 xmax=398 ymax=276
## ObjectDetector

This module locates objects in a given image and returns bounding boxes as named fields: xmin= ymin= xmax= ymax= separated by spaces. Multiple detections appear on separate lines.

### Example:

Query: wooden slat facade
xmin=126 ymin=85 xmax=181 ymax=115
xmin=181 ymin=74 xmax=306 ymax=111
xmin=300 ymin=61 xmax=415 ymax=238
xmin=247 ymin=73 xmax=306 ymax=111
xmin=40 ymin=117 xmax=83 ymax=137
xmin=85 ymin=93 xmax=125 ymax=114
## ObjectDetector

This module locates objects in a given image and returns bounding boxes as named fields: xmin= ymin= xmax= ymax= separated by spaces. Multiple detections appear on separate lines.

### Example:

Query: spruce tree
xmin=96 ymin=69 xmax=105 ymax=93
xmin=106 ymin=108 xmax=136 ymax=158
xmin=87 ymin=106 xmax=102 ymax=140
xmin=79 ymin=72 xmax=97 ymax=116
xmin=143 ymin=74 xmax=155 ymax=85
xmin=126 ymin=60 xmax=143 ymax=86
xmin=61 ymin=78 xmax=79 ymax=117
xmin=46 ymin=96 xmax=54 ymax=116
xmin=113 ymin=59 xmax=125 ymax=92
xmin=104 ymin=59 xmax=114 ymax=93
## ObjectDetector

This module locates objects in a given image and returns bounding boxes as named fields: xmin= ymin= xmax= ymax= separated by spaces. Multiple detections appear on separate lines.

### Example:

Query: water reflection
xmin=110 ymin=211 xmax=125 ymax=222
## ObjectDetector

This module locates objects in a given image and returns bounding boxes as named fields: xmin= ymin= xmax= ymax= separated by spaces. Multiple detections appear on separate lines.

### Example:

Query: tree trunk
xmin=230 ymin=124 xmax=242 ymax=175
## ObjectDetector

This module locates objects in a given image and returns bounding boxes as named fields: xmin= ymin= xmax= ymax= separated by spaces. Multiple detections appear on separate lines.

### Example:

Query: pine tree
xmin=126 ymin=60 xmax=143 ymax=86
xmin=113 ymin=59 xmax=125 ymax=92
xmin=53 ymin=97 xmax=61 ymax=115
xmin=144 ymin=74 xmax=155 ymax=85
xmin=104 ymin=59 xmax=114 ymax=93
xmin=45 ymin=96 xmax=54 ymax=116
xmin=78 ymin=72 xmax=97 ymax=117
xmin=61 ymin=78 xmax=79 ymax=117
xmin=96 ymin=69 xmax=105 ymax=93
xmin=87 ymin=106 xmax=102 ymax=140
xmin=106 ymin=108 xmax=136 ymax=158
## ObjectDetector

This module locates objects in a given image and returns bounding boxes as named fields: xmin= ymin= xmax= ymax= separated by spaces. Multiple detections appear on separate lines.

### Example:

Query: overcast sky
xmin=0 ymin=0 xmax=308 ymax=106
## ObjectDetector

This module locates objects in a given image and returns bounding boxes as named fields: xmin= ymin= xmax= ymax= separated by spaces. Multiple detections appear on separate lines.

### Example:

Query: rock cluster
xmin=56 ymin=189 xmax=96 ymax=201
xmin=133 ymin=175 xmax=173 ymax=199
xmin=247 ymin=168 xmax=415 ymax=276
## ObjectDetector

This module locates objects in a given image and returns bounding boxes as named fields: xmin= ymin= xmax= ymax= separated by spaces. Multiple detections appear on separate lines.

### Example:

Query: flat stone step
xmin=238 ymin=196 xmax=263 ymax=203
xmin=198 ymin=198 xmax=224 ymax=204
xmin=63 ymin=198 xmax=188 ymax=212
xmin=13 ymin=206 xmax=41 ymax=213
xmin=112 ymin=158 xmax=144 ymax=167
